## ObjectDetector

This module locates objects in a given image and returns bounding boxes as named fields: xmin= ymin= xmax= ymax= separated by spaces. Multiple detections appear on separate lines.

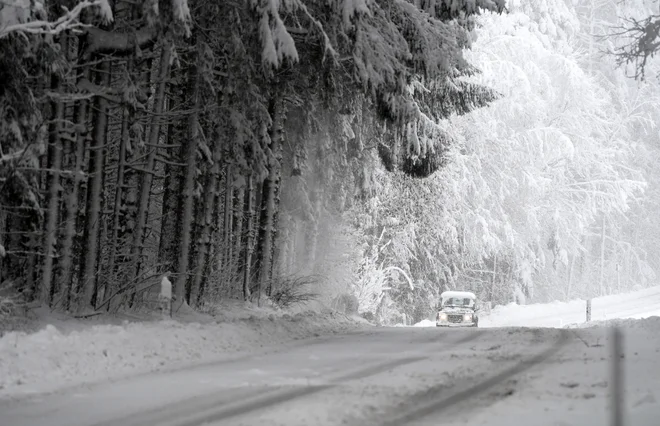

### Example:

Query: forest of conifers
xmin=1 ymin=0 xmax=660 ymax=324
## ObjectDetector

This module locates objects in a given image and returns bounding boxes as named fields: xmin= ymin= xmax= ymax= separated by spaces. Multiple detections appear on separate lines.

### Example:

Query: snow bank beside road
xmin=481 ymin=286 xmax=660 ymax=328
xmin=480 ymin=286 xmax=660 ymax=328
xmin=412 ymin=286 xmax=660 ymax=328
xmin=0 ymin=309 xmax=366 ymax=398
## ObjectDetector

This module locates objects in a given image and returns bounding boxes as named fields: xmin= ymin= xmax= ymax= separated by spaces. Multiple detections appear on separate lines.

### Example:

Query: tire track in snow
xmin=376 ymin=329 xmax=572 ymax=426
xmin=93 ymin=330 xmax=483 ymax=426
xmin=171 ymin=331 xmax=483 ymax=426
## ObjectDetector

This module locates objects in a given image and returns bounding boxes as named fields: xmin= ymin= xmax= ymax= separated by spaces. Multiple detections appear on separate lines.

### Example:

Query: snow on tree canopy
xmin=350 ymin=0 xmax=502 ymax=177
xmin=252 ymin=0 xmax=301 ymax=67
xmin=256 ymin=0 xmax=503 ymax=177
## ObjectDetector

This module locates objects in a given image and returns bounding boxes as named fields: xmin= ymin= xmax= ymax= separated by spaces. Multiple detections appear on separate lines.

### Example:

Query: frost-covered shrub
xmin=0 ymin=295 xmax=14 ymax=320
xmin=360 ymin=311 xmax=375 ymax=322
xmin=331 ymin=293 xmax=359 ymax=315
xmin=0 ymin=282 xmax=27 ymax=336
xmin=269 ymin=274 xmax=319 ymax=309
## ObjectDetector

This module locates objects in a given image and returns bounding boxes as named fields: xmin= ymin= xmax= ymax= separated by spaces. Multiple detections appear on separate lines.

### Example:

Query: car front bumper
xmin=436 ymin=321 xmax=477 ymax=327
xmin=436 ymin=314 xmax=478 ymax=327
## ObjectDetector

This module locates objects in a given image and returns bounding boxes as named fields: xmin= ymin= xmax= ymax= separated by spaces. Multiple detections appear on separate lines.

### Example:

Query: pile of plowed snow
xmin=0 ymin=308 xmax=366 ymax=398
xmin=414 ymin=319 xmax=435 ymax=327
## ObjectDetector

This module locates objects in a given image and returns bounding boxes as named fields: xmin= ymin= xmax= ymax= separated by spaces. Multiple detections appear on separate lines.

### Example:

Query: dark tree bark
xmin=175 ymin=41 xmax=203 ymax=306
xmin=41 ymin=50 xmax=67 ymax=307
xmin=242 ymin=173 xmax=254 ymax=301
xmin=232 ymin=183 xmax=245 ymax=293
xmin=131 ymin=44 xmax=171 ymax=278
xmin=106 ymin=59 xmax=134 ymax=302
xmin=223 ymin=164 xmax=233 ymax=283
xmin=157 ymin=88 xmax=185 ymax=274
xmin=189 ymin=152 xmax=221 ymax=305
xmin=57 ymin=62 xmax=90 ymax=311
xmin=255 ymin=96 xmax=284 ymax=300
xmin=77 ymin=60 xmax=111 ymax=312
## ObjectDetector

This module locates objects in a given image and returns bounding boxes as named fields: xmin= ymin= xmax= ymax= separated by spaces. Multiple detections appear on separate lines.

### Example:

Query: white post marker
xmin=586 ymin=299 xmax=592 ymax=322
xmin=160 ymin=273 xmax=172 ymax=318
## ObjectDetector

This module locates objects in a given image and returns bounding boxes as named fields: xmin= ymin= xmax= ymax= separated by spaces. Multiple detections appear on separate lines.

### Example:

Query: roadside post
xmin=160 ymin=272 xmax=173 ymax=319
xmin=586 ymin=299 xmax=592 ymax=322
xmin=610 ymin=326 xmax=624 ymax=426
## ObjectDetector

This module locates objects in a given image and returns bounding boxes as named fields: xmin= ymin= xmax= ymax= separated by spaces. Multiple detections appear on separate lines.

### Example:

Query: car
xmin=436 ymin=291 xmax=479 ymax=327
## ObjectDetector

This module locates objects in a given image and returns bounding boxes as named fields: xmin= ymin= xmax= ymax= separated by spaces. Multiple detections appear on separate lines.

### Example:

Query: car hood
xmin=439 ymin=307 xmax=475 ymax=315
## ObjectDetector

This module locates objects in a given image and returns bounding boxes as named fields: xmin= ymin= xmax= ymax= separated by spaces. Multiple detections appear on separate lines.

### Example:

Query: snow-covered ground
xmin=437 ymin=318 xmax=660 ymax=426
xmin=2 ymin=321 xmax=659 ymax=426
xmin=414 ymin=286 xmax=660 ymax=328
xmin=0 ymin=302 xmax=367 ymax=398
xmin=3 ymin=289 xmax=660 ymax=425
xmin=481 ymin=286 xmax=660 ymax=328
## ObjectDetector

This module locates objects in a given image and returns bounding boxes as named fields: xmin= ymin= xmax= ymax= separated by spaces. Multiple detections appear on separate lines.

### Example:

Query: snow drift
xmin=0 ymin=308 xmax=366 ymax=398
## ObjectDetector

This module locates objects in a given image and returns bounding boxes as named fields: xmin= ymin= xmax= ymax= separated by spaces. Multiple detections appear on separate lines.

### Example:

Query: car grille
xmin=447 ymin=314 xmax=463 ymax=323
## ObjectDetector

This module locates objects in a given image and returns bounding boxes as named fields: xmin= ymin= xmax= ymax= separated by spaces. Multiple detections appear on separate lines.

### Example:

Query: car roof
xmin=440 ymin=291 xmax=477 ymax=299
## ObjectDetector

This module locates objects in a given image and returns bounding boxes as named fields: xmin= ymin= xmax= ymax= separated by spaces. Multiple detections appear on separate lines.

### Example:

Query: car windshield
xmin=442 ymin=297 xmax=474 ymax=308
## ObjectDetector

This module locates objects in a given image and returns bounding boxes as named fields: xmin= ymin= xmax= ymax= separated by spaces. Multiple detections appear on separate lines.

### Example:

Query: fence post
xmin=160 ymin=272 xmax=173 ymax=319
xmin=586 ymin=299 xmax=592 ymax=322
xmin=610 ymin=327 xmax=624 ymax=426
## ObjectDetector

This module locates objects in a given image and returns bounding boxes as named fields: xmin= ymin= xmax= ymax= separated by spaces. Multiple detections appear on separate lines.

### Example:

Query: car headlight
xmin=463 ymin=314 xmax=472 ymax=321
xmin=438 ymin=313 xmax=447 ymax=320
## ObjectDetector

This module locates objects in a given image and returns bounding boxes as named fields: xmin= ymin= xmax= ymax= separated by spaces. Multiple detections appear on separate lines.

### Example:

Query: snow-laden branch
xmin=0 ymin=146 xmax=27 ymax=164
xmin=0 ymin=0 xmax=113 ymax=40
xmin=383 ymin=266 xmax=414 ymax=291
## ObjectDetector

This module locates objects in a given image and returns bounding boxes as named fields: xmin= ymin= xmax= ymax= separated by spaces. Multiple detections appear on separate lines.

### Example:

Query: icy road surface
xmin=2 ymin=323 xmax=660 ymax=426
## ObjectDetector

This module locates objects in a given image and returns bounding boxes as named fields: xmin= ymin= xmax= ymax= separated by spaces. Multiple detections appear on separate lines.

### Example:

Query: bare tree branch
xmin=606 ymin=14 xmax=660 ymax=80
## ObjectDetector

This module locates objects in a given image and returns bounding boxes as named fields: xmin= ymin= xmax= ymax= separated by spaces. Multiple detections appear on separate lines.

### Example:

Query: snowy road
xmin=4 ymin=323 xmax=658 ymax=426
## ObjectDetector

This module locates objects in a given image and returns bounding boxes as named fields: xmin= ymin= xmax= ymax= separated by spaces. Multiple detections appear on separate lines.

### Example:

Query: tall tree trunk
xmin=41 ymin=57 xmax=66 ymax=307
xmin=189 ymin=147 xmax=221 ymax=306
xmin=305 ymin=190 xmax=321 ymax=270
xmin=157 ymin=92 xmax=185 ymax=276
xmin=599 ymin=214 xmax=606 ymax=297
xmin=57 ymin=65 xmax=90 ymax=311
xmin=566 ymin=255 xmax=576 ymax=300
xmin=232 ymin=183 xmax=245 ymax=292
xmin=131 ymin=45 xmax=171 ymax=278
xmin=255 ymin=97 xmax=283 ymax=301
xmin=242 ymin=174 xmax=254 ymax=301
xmin=488 ymin=254 xmax=498 ymax=303
xmin=0 ymin=210 xmax=5 ymax=284
xmin=223 ymin=164 xmax=234 ymax=270
xmin=106 ymin=62 xmax=133 ymax=300
xmin=26 ymin=250 xmax=37 ymax=301
xmin=175 ymin=43 xmax=202 ymax=306
xmin=287 ymin=219 xmax=297 ymax=274
xmin=78 ymin=60 xmax=111 ymax=311
xmin=223 ymin=164 xmax=233 ymax=283
xmin=268 ymin=173 xmax=283 ymax=296
xmin=211 ymin=170 xmax=226 ymax=283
